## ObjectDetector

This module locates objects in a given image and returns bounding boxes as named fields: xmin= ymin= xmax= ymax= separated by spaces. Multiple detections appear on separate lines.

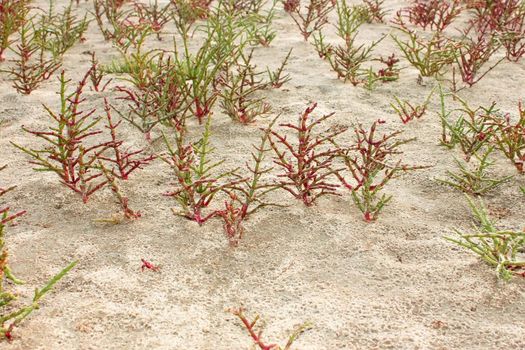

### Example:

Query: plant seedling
xmin=133 ymin=0 xmax=171 ymax=40
xmin=284 ymin=0 xmax=334 ymax=41
xmin=99 ymin=163 xmax=142 ymax=220
xmin=392 ymin=30 xmax=457 ymax=79
xmin=171 ymin=30 xmax=226 ymax=124
xmin=88 ymin=52 xmax=111 ymax=92
xmin=390 ymin=88 xmax=434 ymax=124
xmin=337 ymin=120 xmax=425 ymax=221
xmin=218 ymin=49 xmax=271 ymax=124
xmin=360 ymin=0 xmax=387 ymax=23
xmin=98 ymin=99 xmax=155 ymax=180
xmin=219 ymin=118 xmax=283 ymax=244
xmin=445 ymin=196 xmax=525 ymax=281
xmin=439 ymin=96 xmax=498 ymax=161
xmin=92 ymin=0 xmax=130 ymax=42
xmin=266 ymin=48 xmax=292 ymax=88
xmin=244 ymin=0 xmax=278 ymax=47
xmin=314 ymin=1 xmax=384 ymax=85
xmin=170 ymin=0 xmax=212 ymax=35
xmin=161 ymin=117 xmax=244 ymax=225
xmin=436 ymin=147 xmax=512 ymax=195
xmin=268 ymin=103 xmax=346 ymax=206
xmin=231 ymin=307 xmax=312 ymax=350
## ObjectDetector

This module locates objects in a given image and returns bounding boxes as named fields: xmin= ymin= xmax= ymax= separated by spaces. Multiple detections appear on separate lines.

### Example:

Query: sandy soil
xmin=1 ymin=0 xmax=525 ymax=349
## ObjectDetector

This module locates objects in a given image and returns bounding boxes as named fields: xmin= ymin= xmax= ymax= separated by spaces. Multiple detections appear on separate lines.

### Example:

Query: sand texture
xmin=1 ymin=0 xmax=525 ymax=349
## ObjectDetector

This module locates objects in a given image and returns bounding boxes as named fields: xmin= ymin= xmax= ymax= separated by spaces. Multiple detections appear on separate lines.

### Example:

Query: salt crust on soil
xmin=1 ymin=0 xmax=524 ymax=349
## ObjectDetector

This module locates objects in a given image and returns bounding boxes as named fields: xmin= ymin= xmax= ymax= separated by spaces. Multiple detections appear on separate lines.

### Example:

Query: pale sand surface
xmin=1 ymin=1 xmax=524 ymax=349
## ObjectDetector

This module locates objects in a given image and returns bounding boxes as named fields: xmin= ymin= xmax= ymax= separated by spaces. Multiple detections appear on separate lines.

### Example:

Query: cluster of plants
xmin=446 ymin=196 xmax=525 ymax=281
xmin=159 ymin=101 xmax=426 ymax=244
xmin=278 ymin=0 xmax=525 ymax=90
xmin=436 ymin=87 xmax=525 ymax=196
xmin=391 ymin=0 xmax=525 ymax=90
xmin=311 ymin=0 xmax=397 ymax=87
xmin=1 ymin=0 xmax=525 ymax=344
xmin=13 ymin=68 xmax=153 ymax=219
xmin=0 ymin=0 xmax=93 ymax=94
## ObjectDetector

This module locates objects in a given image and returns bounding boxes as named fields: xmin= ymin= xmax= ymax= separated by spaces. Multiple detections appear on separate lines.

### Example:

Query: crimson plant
xmin=219 ymin=118 xmax=283 ymax=244
xmin=497 ymin=4 xmax=525 ymax=62
xmin=467 ymin=0 xmax=523 ymax=34
xmin=98 ymin=99 xmax=155 ymax=180
xmin=231 ymin=307 xmax=312 ymax=350
xmin=133 ymin=0 xmax=171 ymax=40
xmin=140 ymin=258 xmax=160 ymax=272
xmin=12 ymin=69 xmax=112 ymax=203
xmin=161 ymin=117 xmax=244 ymax=225
xmin=465 ymin=0 xmax=525 ymax=62
xmin=0 ymin=165 xmax=76 ymax=341
xmin=0 ymin=0 xmax=29 ymax=62
xmin=392 ymin=0 xmax=461 ymax=33
xmin=283 ymin=0 xmax=334 ymax=41
xmin=2 ymin=23 xmax=61 ymax=95
xmin=445 ymin=196 xmax=525 ymax=281
xmin=217 ymin=195 xmax=245 ymax=245
xmin=390 ymin=88 xmax=434 ymax=124
xmin=268 ymin=103 xmax=346 ymax=206
xmin=452 ymin=25 xmax=504 ymax=88
xmin=337 ymin=120 xmax=424 ymax=222
xmin=375 ymin=54 xmax=400 ymax=82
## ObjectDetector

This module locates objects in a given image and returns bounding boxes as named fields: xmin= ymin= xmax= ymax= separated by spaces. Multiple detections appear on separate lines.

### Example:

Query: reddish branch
xmin=284 ymin=0 xmax=334 ymax=41
xmin=98 ymin=98 xmax=155 ymax=180
xmin=12 ymin=69 xmax=113 ymax=203
xmin=231 ymin=308 xmax=278 ymax=350
xmin=393 ymin=0 xmax=461 ymax=32
xmin=268 ymin=103 xmax=346 ymax=206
